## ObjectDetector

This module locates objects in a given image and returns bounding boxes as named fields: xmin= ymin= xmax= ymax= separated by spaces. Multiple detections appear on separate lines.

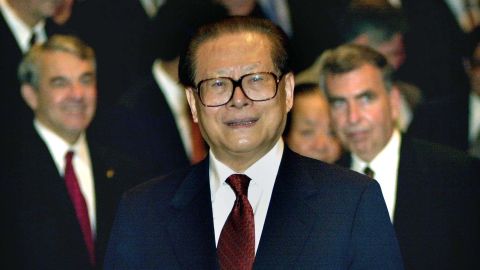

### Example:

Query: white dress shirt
xmin=34 ymin=119 xmax=97 ymax=237
xmin=152 ymin=59 xmax=193 ymax=159
xmin=210 ymin=138 xmax=284 ymax=253
xmin=139 ymin=0 xmax=165 ymax=18
xmin=351 ymin=129 xmax=402 ymax=222
xmin=0 ymin=0 xmax=47 ymax=53
xmin=469 ymin=92 xmax=480 ymax=143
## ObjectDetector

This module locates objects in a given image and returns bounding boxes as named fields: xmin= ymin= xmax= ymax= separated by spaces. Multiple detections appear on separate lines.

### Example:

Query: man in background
xmin=320 ymin=43 xmax=480 ymax=270
xmin=408 ymin=27 xmax=480 ymax=158
xmin=2 ymin=35 xmax=144 ymax=269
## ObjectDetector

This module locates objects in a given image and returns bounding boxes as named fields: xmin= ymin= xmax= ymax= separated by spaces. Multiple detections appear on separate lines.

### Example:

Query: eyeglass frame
xmin=193 ymin=72 xmax=284 ymax=107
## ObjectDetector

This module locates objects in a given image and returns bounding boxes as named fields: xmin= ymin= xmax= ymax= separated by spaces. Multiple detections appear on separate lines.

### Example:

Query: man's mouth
xmin=225 ymin=118 xmax=258 ymax=127
xmin=346 ymin=129 xmax=368 ymax=142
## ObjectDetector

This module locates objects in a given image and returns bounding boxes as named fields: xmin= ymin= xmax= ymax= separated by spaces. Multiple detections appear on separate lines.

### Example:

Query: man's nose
xmin=229 ymin=85 xmax=252 ymax=107
xmin=347 ymin=103 xmax=360 ymax=124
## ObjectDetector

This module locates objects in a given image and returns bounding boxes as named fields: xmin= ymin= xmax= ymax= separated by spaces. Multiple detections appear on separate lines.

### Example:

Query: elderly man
xmin=2 ymin=35 xmax=143 ymax=270
xmin=320 ymin=43 xmax=480 ymax=270
xmin=105 ymin=17 xmax=403 ymax=270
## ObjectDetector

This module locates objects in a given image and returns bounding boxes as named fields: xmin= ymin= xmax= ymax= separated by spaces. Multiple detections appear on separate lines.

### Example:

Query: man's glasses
xmin=194 ymin=72 xmax=283 ymax=107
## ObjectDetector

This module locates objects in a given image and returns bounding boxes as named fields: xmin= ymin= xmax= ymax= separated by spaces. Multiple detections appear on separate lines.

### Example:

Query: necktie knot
xmin=363 ymin=166 xmax=375 ymax=179
xmin=29 ymin=31 xmax=37 ymax=48
xmin=226 ymin=174 xmax=251 ymax=197
xmin=65 ymin=150 xmax=74 ymax=162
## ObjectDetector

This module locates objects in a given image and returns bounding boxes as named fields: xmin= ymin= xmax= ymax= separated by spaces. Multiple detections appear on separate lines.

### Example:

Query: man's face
xmin=287 ymin=92 xmax=341 ymax=164
xmin=186 ymin=32 xmax=294 ymax=171
xmin=22 ymin=51 xmax=97 ymax=144
xmin=376 ymin=33 xmax=406 ymax=70
xmin=325 ymin=63 xmax=399 ymax=162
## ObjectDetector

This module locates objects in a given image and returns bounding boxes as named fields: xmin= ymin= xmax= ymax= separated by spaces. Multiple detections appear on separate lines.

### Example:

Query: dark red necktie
xmin=64 ymin=151 xmax=95 ymax=266
xmin=217 ymin=174 xmax=255 ymax=270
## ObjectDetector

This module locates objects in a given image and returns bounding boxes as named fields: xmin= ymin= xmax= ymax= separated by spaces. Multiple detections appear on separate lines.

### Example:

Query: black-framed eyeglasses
xmin=194 ymin=72 xmax=283 ymax=107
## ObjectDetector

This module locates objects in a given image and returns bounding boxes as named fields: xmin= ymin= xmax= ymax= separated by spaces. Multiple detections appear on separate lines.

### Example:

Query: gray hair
xmin=318 ymin=43 xmax=394 ymax=93
xmin=18 ymin=35 xmax=96 ymax=88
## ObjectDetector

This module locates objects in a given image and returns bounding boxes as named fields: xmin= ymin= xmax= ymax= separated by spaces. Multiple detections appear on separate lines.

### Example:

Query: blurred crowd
xmin=1 ymin=0 xmax=480 ymax=269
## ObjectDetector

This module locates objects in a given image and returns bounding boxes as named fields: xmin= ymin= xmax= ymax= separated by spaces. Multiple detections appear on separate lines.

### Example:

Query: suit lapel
xmin=167 ymin=159 xmax=218 ymax=269
xmin=393 ymin=136 xmax=431 ymax=228
xmin=88 ymin=142 xmax=115 ymax=258
xmin=254 ymin=148 xmax=319 ymax=268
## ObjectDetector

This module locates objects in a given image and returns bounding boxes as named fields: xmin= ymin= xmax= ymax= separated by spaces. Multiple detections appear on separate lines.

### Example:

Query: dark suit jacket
xmin=407 ymin=94 xmax=470 ymax=151
xmin=397 ymin=0 xmax=470 ymax=101
xmin=105 ymin=147 xmax=404 ymax=269
xmin=337 ymin=135 xmax=480 ymax=270
xmin=92 ymin=73 xmax=191 ymax=178
xmin=0 ymin=10 xmax=32 ymax=135
xmin=287 ymin=0 xmax=350 ymax=72
xmin=1 ymin=124 xmax=145 ymax=270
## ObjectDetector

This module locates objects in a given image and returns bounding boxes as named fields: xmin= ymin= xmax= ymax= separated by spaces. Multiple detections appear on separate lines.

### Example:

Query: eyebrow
xmin=80 ymin=72 xmax=96 ymax=78
xmin=328 ymin=89 xmax=375 ymax=101
xmin=354 ymin=89 xmax=376 ymax=100
xmin=49 ymin=76 xmax=68 ymax=83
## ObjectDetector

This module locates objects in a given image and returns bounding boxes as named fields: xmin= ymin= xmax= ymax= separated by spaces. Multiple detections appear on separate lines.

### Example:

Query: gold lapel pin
xmin=106 ymin=169 xmax=115 ymax=179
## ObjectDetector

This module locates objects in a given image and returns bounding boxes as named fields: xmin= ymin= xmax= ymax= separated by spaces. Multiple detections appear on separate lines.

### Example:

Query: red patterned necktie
xmin=217 ymin=174 xmax=255 ymax=270
xmin=64 ymin=151 xmax=95 ymax=266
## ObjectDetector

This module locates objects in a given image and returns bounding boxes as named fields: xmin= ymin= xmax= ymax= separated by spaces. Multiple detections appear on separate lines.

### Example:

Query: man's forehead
xmin=194 ymin=31 xmax=274 ymax=77
xmin=327 ymin=64 xmax=383 ymax=89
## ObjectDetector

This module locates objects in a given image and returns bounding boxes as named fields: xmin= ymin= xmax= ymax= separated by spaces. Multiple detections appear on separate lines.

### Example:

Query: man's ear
xmin=185 ymin=87 xmax=199 ymax=123
xmin=463 ymin=57 xmax=472 ymax=77
xmin=21 ymin=84 xmax=38 ymax=111
xmin=353 ymin=34 xmax=371 ymax=46
xmin=389 ymin=85 xmax=401 ymax=121
xmin=284 ymin=72 xmax=295 ymax=112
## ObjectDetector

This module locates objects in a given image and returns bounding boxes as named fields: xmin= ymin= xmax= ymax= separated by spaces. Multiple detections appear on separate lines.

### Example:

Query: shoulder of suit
xmin=285 ymin=149 xmax=372 ymax=188
xmin=402 ymin=136 xmax=480 ymax=183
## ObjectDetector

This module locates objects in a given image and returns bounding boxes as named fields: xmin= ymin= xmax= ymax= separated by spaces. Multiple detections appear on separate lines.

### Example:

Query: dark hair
xmin=284 ymin=83 xmax=322 ymax=137
xmin=341 ymin=7 xmax=407 ymax=46
xmin=178 ymin=16 xmax=291 ymax=88
xmin=318 ymin=43 xmax=394 ymax=93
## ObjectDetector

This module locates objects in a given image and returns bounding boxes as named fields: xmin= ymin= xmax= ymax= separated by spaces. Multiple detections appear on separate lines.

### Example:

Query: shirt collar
xmin=469 ymin=92 xmax=480 ymax=142
xmin=34 ymin=119 xmax=88 ymax=175
xmin=0 ymin=0 xmax=46 ymax=53
xmin=352 ymin=129 xmax=402 ymax=173
xmin=209 ymin=138 xmax=284 ymax=201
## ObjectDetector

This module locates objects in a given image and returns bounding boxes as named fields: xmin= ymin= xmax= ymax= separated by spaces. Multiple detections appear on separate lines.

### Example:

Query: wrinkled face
xmin=186 ymin=32 xmax=294 ymax=170
xmin=287 ymin=92 xmax=342 ymax=163
xmin=22 ymin=51 xmax=97 ymax=144
xmin=468 ymin=44 xmax=480 ymax=96
xmin=325 ymin=63 xmax=399 ymax=162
